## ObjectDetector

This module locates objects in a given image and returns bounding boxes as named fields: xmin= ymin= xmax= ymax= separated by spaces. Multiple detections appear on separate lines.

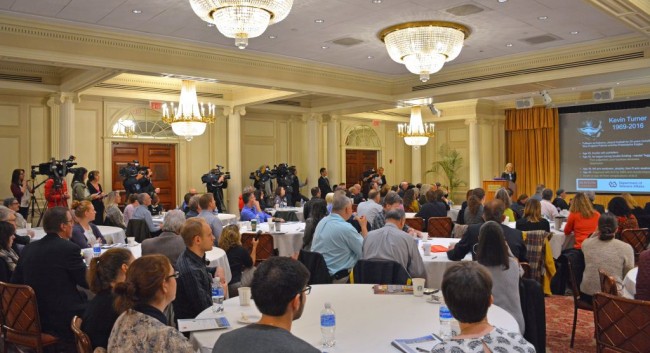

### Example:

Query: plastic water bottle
xmin=320 ymin=302 xmax=336 ymax=347
xmin=439 ymin=303 xmax=453 ymax=340
xmin=92 ymin=242 xmax=101 ymax=258
xmin=211 ymin=277 xmax=225 ymax=312
xmin=300 ymin=199 xmax=305 ymax=207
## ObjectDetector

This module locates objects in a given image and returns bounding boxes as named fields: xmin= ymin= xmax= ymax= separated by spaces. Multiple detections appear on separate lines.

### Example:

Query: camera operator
xmin=251 ymin=165 xmax=274 ymax=198
xmin=122 ymin=161 xmax=159 ymax=197
xmin=286 ymin=166 xmax=308 ymax=206
xmin=36 ymin=157 xmax=76 ymax=209
xmin=361 ymin=168 xmax=378 ymax=199
xmin=204 ymin=166 xmax=229 ymax=213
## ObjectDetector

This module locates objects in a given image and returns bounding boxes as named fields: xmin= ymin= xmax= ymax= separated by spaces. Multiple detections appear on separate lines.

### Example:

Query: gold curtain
xmin=505 ymin=107 xmax=559 ymax=197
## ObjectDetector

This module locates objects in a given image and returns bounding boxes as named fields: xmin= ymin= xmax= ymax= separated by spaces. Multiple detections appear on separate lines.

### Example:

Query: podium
xmin=483 ymin=180 xmax=514 ymax=201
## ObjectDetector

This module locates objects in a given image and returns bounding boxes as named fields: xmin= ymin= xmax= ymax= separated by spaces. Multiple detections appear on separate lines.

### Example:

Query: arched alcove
xmin=344 ymin=125 xmax=381 ymax=148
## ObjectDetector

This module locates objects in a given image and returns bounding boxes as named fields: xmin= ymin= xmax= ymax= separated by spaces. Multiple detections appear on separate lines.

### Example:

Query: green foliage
xmin=426 ymin=144 xmax=466 ymax=198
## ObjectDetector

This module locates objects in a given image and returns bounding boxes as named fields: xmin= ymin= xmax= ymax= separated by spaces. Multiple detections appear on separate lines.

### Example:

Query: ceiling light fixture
xmin=132 ymin=9 xmax=142 ymax=14
xmin=314 ymin=19 xmax=324 ymax=23
xmin=397 ymin=106 xmax=435 ymax=148
xmin=570 ymin=31 xmax=579 ymax=35
xmin=372 ymin=0 xmax=382 ymax=3
xmin=497 ymin=0 xmax=508 ymax=3
xmin=538 ymin=16 xmax=548 ymax=20
xmin=189 ymin=0 xmax=293 ymax=49
xmin=161 ymin=80 xmax=215 ymax=141
xmin=506 ymin=43 xmax=513 ymax=47
xmin=379 ymin=21 xmax=470 ymax=82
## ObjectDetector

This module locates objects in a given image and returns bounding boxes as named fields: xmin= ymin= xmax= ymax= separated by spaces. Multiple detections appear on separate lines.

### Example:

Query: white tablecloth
xmin=244 ymin=222 xmax=305 ymax=257
xmin=270 ymin=207 xmax=305 ymax=222
xmin=17 ymin=225 xmax=126 ymax=244
xmin=152 ymin=213 xmax=237 ymax=226
xmin=623 ymin=267 xmax=638 ymax=299
xmin=191 ymin=284 xmax=519 ymax=353
xmin=419 ymin=238 xmax=467 ymax=289
xmin=405 ymin=207 xmax=459 ymax=223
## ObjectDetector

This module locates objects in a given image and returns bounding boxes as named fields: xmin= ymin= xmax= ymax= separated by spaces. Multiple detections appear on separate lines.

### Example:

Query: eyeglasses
xmin=166 ymin=271 xmax=180 ymax=280
xmin=11 ymin=201 xmax=19 ymax=205
xmin=301 ymin=285 xmax=311 ymax=295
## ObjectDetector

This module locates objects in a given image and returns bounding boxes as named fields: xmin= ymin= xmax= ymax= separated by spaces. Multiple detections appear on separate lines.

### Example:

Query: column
xmin=411 ymin=146 xmax=422 ymax=184
xmin=226 ymin=106 xmax=244 ymax=215
xmin=306 ymin=114 xmax=320 ymax=191
xmin=46 ymin=93 xmax=78 ymax=158
xmin=466 ymin=118 xmax=480 ymax=188
xmin=327 ymin=116 xmax=340 ymax=184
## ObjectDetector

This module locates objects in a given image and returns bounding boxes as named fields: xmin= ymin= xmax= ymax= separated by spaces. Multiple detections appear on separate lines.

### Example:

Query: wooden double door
xmin=111 ymin=142 xmax=176 ymax=210
xmin=345 ymin=149 xmax=378 ymax=188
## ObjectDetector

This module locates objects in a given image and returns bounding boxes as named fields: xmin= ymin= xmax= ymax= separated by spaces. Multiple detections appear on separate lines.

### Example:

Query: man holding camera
xmin=205 ymin=167 xmax=228 ymax=213
xmin=287 ymin=166 xmax=308 ymax=207
xmin=44 ymin=178 xmax=70 ymax=208
xmin=122 ymin=162 xmax=159 ymax=198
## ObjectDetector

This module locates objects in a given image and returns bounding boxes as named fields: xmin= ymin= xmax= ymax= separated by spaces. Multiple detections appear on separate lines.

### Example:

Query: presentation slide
xmin=560 ymin=107 xmax=650 ymax=193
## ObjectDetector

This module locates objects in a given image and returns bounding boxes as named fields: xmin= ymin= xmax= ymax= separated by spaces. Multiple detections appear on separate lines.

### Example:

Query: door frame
xmin=342 ymin=146 xmax=381 ymax=188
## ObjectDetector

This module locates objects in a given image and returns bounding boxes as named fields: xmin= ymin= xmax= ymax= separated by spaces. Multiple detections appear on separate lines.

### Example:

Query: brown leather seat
xmin=593 ymin=292 xmax=650 ymax=353
xmin=70 ymin=316 xmax=92 ymax=353
xmin=567 ymin=258 xmax=593 ymax=348
xmin=426 ymin=217 xmax=453 ymax=238
xmin=241 ymin=232 xmax=276 ymax=265
xmin=404 ymin=217 xmax=424 ymax=233
xmin=0 ymin=282 xmax=59 ymax=353
xmin=598 ymin=269 xmax=619 ymax=296
xmin=620 ymin=228 xmax=649 ymax=264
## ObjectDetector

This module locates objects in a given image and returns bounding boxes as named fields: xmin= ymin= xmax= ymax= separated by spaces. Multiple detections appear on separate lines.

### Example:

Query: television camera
xmin=202 ymin=165 xmax=231 ymax=185
xmin=119 ymin=160 xmax=150 ymax=179
xmin=31 ymin=156 xmax=77 ymax=188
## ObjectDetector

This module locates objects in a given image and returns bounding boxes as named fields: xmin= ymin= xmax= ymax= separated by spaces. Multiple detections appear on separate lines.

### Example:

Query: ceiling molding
xmin=586 ymin=0 xmax=650 ymax=36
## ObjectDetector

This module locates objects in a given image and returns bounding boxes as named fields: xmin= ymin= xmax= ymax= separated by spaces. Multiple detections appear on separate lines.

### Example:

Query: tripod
xmin=29 ymin=178 xmax=46 ymax=227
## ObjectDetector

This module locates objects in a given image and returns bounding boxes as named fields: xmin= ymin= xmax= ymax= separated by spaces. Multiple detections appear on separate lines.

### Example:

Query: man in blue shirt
xmin=240 ymin=191 xmax=283 ymax=223
xmin=311 ymin=191 xmax=368 ymax=283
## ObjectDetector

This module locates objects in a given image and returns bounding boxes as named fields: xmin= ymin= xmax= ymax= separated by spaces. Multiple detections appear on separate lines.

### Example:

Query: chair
xmin=451 ymin=223 xmax=468 ymax=239
xmin=620 ymin=228 xmax=649 ymax=264
xmin=350 ymin=259 xmax=411 ymax=285
xmin=404 ymin=217 xmax=424 ymax=233
xmin=598 ymin=269 xmax=619 ymax=296
xmin=593 ymin=292 xmax=650 ymax=353
xmin=297 ymin=250 xmax=332 ymax=285
xmin=523 ymin=230 xmax=550 ymax=283
xmin=426 ymin=217 xmax=453 ymax=238
xmin=0 ymin=282 xmax=59 ymax=353
xmin=351 ymin=204 xmax=358 ymax=212
xmin=241 ymin=232 xmax=276 ymax=265
xmin=567 ymin=258 xmax=593 ymax=348
xmin=519 ymin=277 xmax=546 ymax=353
xmin=70 ymin=316 xmax=92 ymax=353
xmin=520 ymin=262 xmax=532 ymax=279
xmin=125 ymin=219 xmax=150 ymax=243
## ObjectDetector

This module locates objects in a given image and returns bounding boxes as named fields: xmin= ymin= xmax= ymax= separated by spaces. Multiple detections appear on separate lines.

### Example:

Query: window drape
xmin=505 ymin=107 xmax=559 ymax=197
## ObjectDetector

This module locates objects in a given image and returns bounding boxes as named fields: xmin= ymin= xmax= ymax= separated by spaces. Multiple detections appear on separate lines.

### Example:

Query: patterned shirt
xmin=431 ymin=327 xmax=536 ymax=353
xmin=107 ymin=309 xmax=193 ymax=353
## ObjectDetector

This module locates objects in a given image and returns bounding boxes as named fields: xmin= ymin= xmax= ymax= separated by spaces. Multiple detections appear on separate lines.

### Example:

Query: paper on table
xmin=391 ymin=334 xmax=443 ymax=353
xmin=177 ymin=317 xmax=230 ymax=332
xmin=430 ymin=245 xmax=448 ymax=252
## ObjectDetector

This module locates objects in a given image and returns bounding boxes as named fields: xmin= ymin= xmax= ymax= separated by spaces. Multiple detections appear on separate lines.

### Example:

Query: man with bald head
xmin=447 ymin=200 xmax=527 ymax=263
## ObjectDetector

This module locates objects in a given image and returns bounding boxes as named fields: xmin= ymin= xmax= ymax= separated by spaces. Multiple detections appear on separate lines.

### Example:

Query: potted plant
xmin=426 ymin=144 xmax=466 ymax=202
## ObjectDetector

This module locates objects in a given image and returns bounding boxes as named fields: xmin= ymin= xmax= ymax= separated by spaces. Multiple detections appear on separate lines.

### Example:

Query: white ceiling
xmin=0 ymin=0 xmax=637 ymax=76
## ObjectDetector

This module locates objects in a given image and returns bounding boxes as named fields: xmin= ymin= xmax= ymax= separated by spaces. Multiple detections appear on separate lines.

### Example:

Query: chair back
xmin=620 ymin=228 xmax=649 ymax=264
xmin=404 ymin=217 xmax=424 ymax=232
xmin=241 ymin=232 xmax=276 ymax=265
xmin=70 ymin=316 xmax=92 ymax=353
xmin=125 ymin=219 xmax=150 ymax=243
xmin=351 ymin=204 xmax=358 ymax=212
xmin=567 ymin=258 xmax=593 ymax=310
xmin=593 ymin=292 xmax=650 ymax=353
xmin=297 ymin=250 xmax=332 ymax=285
xmin=350 ymin=259 xmax=411 ymax=285
xmin=523 ymin=230 xmax=550 ymax=283
xmin=520 ymin=262 xmax=532 ymax=279
xmin=598 ymin=269 xmax=619 ymax=296
xmin=426 ymin=217 xmax=453 ymax=238
xmin=451 ymin=224 xmax=468 ymax=239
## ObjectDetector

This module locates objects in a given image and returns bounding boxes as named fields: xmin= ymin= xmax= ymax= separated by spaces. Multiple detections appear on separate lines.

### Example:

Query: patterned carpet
xmin=545 ymin=295 xmax=596 ymax=353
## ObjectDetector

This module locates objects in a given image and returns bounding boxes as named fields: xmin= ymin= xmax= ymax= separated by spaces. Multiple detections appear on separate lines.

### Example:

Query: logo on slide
xmin=578 ymin=119 xmax=603 ymax=139
xmin=609 ymin=181 xmax=617 ymax=187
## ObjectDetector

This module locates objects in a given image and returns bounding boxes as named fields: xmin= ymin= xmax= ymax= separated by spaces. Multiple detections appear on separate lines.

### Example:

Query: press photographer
xmin=120 ymin=160 xmax=159 ymax=197
xmin=249 ymin=165 xmax=276 ymax=199
xmin=361 ymin=168 xmax=377 ymax=199
xmin=286 ymin=165 xmax=308 ymax=206
xmin=202 ymin=165 xmax=230 ymax=213
xmin=31 ymin=156 xmax=77 ymax=208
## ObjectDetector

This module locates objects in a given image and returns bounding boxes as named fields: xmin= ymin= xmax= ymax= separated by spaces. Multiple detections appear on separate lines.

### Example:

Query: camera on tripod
xmin=202 ymin=165 xmax=230 ymax=185
xmin=119 ymin=160 xmax=150 ymax=179
xmin=31 ymin=156 xmax=77 ymax=187
xmin=249 ymin=165 xmax=277 ymax=183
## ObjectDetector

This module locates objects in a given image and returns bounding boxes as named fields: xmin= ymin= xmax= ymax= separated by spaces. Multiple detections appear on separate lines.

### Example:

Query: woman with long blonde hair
xmin=103 ymin=191 xmax=126 ymax=228
xmin=219 ymin=225 xmax=257 ymax=296
xmin=564 ymin=193 xmax=600 ymax=249
xmin=515 ymin=199 xmax=550 ymax=232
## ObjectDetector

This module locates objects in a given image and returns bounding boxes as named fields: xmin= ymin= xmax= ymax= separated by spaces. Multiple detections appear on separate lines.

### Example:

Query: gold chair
xmin=70 ymin=316 xmax=92 ymax=353
xmin=593 ymin=292 xmax=650 ymax=353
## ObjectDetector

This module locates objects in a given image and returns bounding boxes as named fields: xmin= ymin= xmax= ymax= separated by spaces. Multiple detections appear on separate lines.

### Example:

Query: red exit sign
xmin=150 ymin=101 xmax=163 ymax=110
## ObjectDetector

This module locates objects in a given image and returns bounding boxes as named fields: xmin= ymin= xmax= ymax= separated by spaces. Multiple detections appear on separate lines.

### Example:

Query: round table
xmin=190 ymin=284 xmax=519 ymax=353
xmin=152 ymin=213 xmax=237 ymax=226
xmin=17 ymin=225 xmax=126 ymax=244
xmin=243 ymin=221 xmax=305 ymax=257
xmin=623 ymin=267 xmax=638 ymax=299
xmin=270 ymin=207 xmax=304 ymax=222
xmin=419 ymin=238 xmax=468 ymax=289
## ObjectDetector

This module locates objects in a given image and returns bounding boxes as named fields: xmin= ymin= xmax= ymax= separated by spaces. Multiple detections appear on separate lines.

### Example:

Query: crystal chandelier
xmin=162 ymin=80 xmax=215 ymax=141
xmin=379 ymin=21 xmax=470 ymax=82
xmin=189 ymin=0 xmax=294 ymax=49
xmin=397 ymin=106 xmax=435 ymax=147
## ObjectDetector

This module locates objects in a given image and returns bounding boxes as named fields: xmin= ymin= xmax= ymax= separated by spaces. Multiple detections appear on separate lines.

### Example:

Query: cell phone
xmin=423 ymin=289 xmax=439 ymax=295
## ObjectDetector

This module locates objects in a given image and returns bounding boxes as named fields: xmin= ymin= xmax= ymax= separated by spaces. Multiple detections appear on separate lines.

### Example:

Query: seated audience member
xmin=198 ymin=193 xmax=224 ymax=245
xmin=3 ymin=197 xmax=26 ymax=228
xmin=510 ymin=194 xmax=528 ymax=220
xmin=356 ymin=190 xmax=383 ymax=225
xmin=274 ymin=186 xmax=289 ymax=208
xmin=141 ymin=210 xmax=186 ymax=263
xmin=607 ymin=196 xmax=639 ymax=237
xmin=148 ymin=193 xmax=162 ymax=216
xmin=238 ymin=186 xmax=255 ymax=212
xmin=635 ymin=250 xmax=650 ymax=301
xmin=456 ymin=189 xmax=474 ymax=225
xmin=515 ymin=199 xmax=550 ymax=232
xmin=540 ymin=188 xmax=559 ymax=220
xmin=82 ymin=248 xmax=134 ymax=350
xmin=350 ymin=184 xmax=365 ymax=204
xmin=373 ymin=192 xmax=424 ymax=238
xmin=182 ymin=192 xmax=193 ymax=214
xmin=379 ymin=184 xmax=391 ymax=204
xmin=398 ymin=181 xmax=408 ymax=198
xmin=415 ymin=190 xmax=447 ymax=231
xmin=447 ymin=200 xmax=527 ymax=263
xmin=495 ymin=188 xmax=516 ymax=222
xmin=580 ymin=213 xmax=634 ymax=304
xmin=403 ymin=188 xmax=419 ymax=213
xmin=104 ymin=191 xmax=126 ymax=228
xmin=212 ymin=257 xmax=320 ymax=353
xmin=553 ymin=189 xmax=569 ymax=211
xmin=71 ymin=200 xmax=106 ymax=249
xmin=108 ymin=255 xmax=193 ymax=353
xmin=220 ymin=225 xmax=257 ymax=296
xmin=302 ymin=187 xmax=321 ymax=220
xmin=431 ymin=262 xmax=535 ymax=353
xmin=186 ymin=194 xmax=201 ymax=218
xmin=12 ymin=206 xmax=88 ymax=342
xmin=621 ymin=193 xmax=647 ymax=223
xmin=131 ymin=193 xmax=161 ymax=235
xmin=0 ymin=206 xmax=31 ymax=246
xmin=564 ymin=193 xmax=600 ymax=249
xmin=302 ymin=199 xmax=328 ymax=251
xmin=530 ymin=184 xmax=544 ymax=201
xmin=475 ymin=221 xmax=525 ymax=333
xmin=362 ymin=208 xmax=426 ymax=279
xmin=418 ymin=184 xmax=432 ymax=206
xmin=254 ymin=189 xmax=269 ymax=211
xmin=312 ymin=192 xmax=368 ymax=283
xmin=464 ymin=188 xmax=486 ymax=225
xmin=0 ymin=221 xmax=18 ymax=281
xmin=174 ymin=218 xmax=219 ymax=320
xmin=240 ymin=191 xmax=283 ymax=223
xmin=123 ymin=194 xmax=138 ymax=225
xmin=585 ymin=191 xmax=606 ymax=215
xmin=325 ymin=192 xmax=335 ymax=214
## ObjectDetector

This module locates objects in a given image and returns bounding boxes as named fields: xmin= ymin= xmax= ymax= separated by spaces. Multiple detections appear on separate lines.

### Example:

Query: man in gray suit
xmin=141 ymin=209 xmax=186 ymax=263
